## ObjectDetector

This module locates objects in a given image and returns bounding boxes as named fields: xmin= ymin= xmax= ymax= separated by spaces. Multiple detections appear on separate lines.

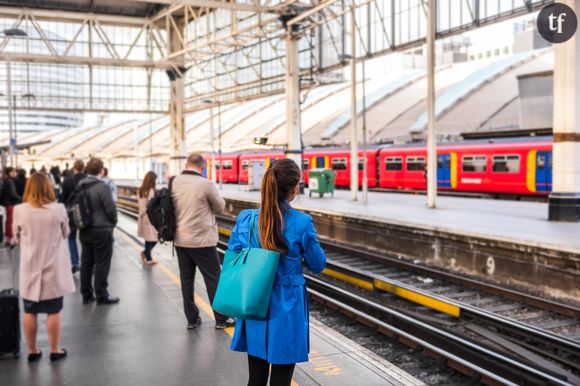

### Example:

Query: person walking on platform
xmin=228 ymin=158 xmax=326 ymax=386
xmin=102 ymin=167 xmax=117 ymax=202
xmin=15 ymin=169 xmax=27 ymax=197
xmin=172 ymin=153 xmax=234 ymax=330
xmin=61 ymin=160 xmax=86 ymax=274
xmin=137 ymin=171 xmax=158 ymax=265
xmin=1 ymin=167 xmax=22 ymax=247
xmin=14 ymin=172 xmax=74 ymax=362
xmin=78 ymin=158 xmax=119 ymax=305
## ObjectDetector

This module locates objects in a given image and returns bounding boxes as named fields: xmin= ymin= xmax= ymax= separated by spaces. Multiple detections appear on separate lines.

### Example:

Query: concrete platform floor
xmin=0 ymin=218 xmax=423 ymax=386
xmin=219 ymin=185 xmax=580 ymax=254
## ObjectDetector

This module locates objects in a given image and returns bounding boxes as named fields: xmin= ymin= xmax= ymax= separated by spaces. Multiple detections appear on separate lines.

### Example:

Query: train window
xmin=462 ymin=155 xmax=487 ymax=172
xmin=331 ymin=158 xmax=347 ymax=170
xmin=222 ymin=160 xmax=233 ymax=170
xmin=385 ymin=157 xmax=403 ymax=171
xmin=302 ymin=159 xmax=309 ymax=170
xmin=358 ymin=158 xmax=365 ymax=171
xmin=214 ymin=161 xmax=221 ymax=170
xmin=241 ymin=160 xmax=249 ymax=170
xmin=537 ymin=155 xmax=545 ymax=169
xmin=406 ymin=156 xmax=425 ymax=171
xmin=492 ymin=155 xmax=520 ymax=173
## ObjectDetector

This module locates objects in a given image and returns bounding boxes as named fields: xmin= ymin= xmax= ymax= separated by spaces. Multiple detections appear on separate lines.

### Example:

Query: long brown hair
xmin=23 ymin=173 xmax=56 ymax=208
xmin=259 ymin=158 xmax=301 ymax=254
xmin=138 ymin=171 xmax=157 ymax=198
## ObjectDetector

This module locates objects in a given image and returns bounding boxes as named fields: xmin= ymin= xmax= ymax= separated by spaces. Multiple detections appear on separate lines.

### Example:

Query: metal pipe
xmin=209 ymin=104 xmax=216 ymax=183
xmin=13 ymin=95 xmax=17 ymax=167
xmin=218 ymin=102 xmax=223 ymax=190
xmin=349 ymin=6 xmax=358 ymax=201
xmin=6 ymin=59 xmax=13 ymax=167
xmin=426 ymin=0 xmax=437 ymax=208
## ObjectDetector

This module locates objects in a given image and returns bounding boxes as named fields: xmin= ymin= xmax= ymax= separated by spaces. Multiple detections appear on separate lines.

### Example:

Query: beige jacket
xmin=14 ymin=202 xmax=75 ymax=302
xmin=172 ymin=170 xmax=225 ymax=248
xmin=138 ymin=188 xmax=158 ymax=242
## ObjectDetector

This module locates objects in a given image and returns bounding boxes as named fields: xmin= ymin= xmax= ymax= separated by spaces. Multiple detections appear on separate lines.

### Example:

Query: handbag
xmin=212 ymin=212 xmax=280 ymax=320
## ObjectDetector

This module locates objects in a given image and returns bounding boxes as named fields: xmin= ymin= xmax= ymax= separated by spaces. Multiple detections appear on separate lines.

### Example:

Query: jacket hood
xmin=78 ymin=175 xmax=102 ymax=186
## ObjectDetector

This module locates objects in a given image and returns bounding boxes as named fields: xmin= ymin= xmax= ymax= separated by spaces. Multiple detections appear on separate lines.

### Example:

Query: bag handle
xmin=248 ymin=211 xmax=261 ymax=248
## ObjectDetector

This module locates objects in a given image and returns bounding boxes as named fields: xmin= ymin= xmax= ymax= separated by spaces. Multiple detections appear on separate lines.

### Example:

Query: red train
xmin=203 ymin=137 xmax=553 ymax=196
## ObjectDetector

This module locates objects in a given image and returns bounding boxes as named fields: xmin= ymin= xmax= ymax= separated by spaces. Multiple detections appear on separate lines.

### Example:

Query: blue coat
xmin=229 ymin=207 xmax=326 ymax=364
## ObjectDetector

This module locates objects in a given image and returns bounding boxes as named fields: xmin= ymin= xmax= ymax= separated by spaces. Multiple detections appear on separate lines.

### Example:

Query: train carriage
xmin=305 ymin=148 xmax=380 ymax=188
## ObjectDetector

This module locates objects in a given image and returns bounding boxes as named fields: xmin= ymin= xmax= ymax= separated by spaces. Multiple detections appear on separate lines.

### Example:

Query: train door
xmin=535 ymin=151 xmax=552 ymax=192
xmin=437 ymin=154 xmax=451 ymax=188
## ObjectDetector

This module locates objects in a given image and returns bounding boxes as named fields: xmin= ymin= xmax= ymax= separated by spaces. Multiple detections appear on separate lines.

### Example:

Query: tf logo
xmin=537 ymin=3 xmax=578 ymax=43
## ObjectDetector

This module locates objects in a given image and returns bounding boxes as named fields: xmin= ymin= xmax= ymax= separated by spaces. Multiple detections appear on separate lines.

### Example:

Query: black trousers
xmin=80 ymin=227 xmax=114 ymax=300
xmin=175 ymin=246 xmax=227 ymax=324
xmin=247 ymin=355 xmax=295 ymax=386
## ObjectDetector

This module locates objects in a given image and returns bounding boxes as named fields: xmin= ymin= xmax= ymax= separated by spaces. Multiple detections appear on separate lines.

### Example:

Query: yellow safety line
xmin=374 ymin=279 xmax=461 ymax=318
xmin=118 ymin=231 xmax=298 ymax=386
xmin=322 ymin=268 xmax=374 ymax=291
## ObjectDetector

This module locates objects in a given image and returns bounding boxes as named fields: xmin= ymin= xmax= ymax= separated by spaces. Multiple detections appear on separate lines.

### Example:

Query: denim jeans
xmin=68 ymin=229 xmax=80 ymax=267
xmin=144 ymin=241 xmax=157 ymax=261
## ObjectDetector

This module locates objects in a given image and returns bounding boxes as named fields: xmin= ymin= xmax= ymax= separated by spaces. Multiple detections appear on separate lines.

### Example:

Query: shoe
xmin=140 ymin=251 xmax=147 ymax=264
xmin=50 ymin=349 xmax=67 ymax=362
xmin=215 ymin=317 xmax=236 ymax=329
xmin=145 ymin=259 xmax=158 ymax=265
xmin=187 ymin=317 xmax=202 ymax=330
xmin=71 ymin=266 xmax=80 ymax=274
xmin=82 ymin=295 xmax=96 ymax=304
xmin=27 ymin=350 xmax=42 ymax=362
xmin=97 ymin=295 xmax=120 ymax=305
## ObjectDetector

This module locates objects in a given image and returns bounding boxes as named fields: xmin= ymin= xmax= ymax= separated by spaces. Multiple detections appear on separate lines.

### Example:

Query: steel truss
xmin=0 ymin=0 xmax=552 ymax=113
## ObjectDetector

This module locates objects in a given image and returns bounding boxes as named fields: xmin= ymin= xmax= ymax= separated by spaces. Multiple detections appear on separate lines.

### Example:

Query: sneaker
xmin=187 ymin=317 xmax=202 ymax=330
xmin=71 ymin=266 xmax=80 ymax=274
xmin=215 ymin=318 xmax=235 ymax=330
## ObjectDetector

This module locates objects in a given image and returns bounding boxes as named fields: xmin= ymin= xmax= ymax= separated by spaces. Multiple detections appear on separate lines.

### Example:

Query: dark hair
xmin=29 ymin=168 xmax=37 ymax=175
xmin=17 ymin=169 xmax=26 ymax=178
xmin=104 ymin=167 xmax=109 ymax=177
xmin=138 ymin=171 xmax=157 ymax=198
xmin=86 ymin=157 xmax=104 ymax=176
xmin=73 ymin=159 xmax=85 ymax=173
xmin=3 ymin=167 xmax=15 ymax=182
xmin=187 ymin=153 xmax=205 ymax=168
xmin=259 ymin=159 xmax=301 ymax=254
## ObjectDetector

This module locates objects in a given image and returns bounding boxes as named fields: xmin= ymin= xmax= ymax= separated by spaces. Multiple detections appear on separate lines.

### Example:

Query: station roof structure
xmin=0 ymin=0 xmax=552 ymax=111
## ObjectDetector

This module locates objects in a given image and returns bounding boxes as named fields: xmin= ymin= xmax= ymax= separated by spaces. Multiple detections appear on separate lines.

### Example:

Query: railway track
xmin=116 ymin=198 xmax=580 ymax=385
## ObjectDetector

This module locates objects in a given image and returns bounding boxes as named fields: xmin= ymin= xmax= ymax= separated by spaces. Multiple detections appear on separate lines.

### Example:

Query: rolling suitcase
xmin=0 ymin=288 xmax=20 ymax=357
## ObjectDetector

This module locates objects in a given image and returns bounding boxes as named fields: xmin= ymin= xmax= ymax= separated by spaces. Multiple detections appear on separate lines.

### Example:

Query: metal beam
xmin=125 ymin=0 xmax=265 ymax=13
xmin=0 ymin=6 xmax=148 ymax=26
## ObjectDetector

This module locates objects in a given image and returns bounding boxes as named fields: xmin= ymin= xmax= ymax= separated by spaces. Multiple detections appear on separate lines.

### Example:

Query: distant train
xmin=203 ymin=137 xmax=553 ymax=197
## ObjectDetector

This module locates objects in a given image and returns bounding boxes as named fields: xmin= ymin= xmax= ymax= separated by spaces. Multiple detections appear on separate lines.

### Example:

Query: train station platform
xmin=218 ymin=185 xmax=580 ymax=302
xmin=0 ymin=219 xmax=425 ymax=386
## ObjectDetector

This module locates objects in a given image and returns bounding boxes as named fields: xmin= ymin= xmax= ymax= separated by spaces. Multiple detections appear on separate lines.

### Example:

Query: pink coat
xmin=14 ymin=202 xmax=75 ymax=302
xmin=138 ymin=189 xmax=158 ymax=242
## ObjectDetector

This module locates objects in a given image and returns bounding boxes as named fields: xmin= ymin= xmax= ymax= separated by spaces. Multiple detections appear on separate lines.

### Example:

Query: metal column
xmin=168 ymin=21 xmax=187 ymax=176
xmin=6 ymin=59 xmax=14 ymax=166
xmin=549 ymin=0 xmax=580 ymax=221
xmin=426 ymin=0 xmax=437 ymax=208
xmin=285 ymin=29 xmax=303 ymax=171
xmin=349 ymin=6 xmax=359 ymax=201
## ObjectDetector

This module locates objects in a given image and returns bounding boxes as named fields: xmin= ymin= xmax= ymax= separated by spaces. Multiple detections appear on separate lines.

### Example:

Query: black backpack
xmin=66 ymin=181 xmax=99 ymax=231
xmin=147 ymin=177 xmax=176 ymax=243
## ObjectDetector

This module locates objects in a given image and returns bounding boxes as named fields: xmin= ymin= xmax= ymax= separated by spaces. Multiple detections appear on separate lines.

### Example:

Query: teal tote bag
xmin=212 ymin=213 xmax=280 ymax=320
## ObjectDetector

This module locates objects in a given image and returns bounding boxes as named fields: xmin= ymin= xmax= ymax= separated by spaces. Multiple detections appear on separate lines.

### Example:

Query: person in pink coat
xmin=14 ymin=172 xmax=75 ymax=362
xmin=137 ymin=171 xmax=158 ymax=265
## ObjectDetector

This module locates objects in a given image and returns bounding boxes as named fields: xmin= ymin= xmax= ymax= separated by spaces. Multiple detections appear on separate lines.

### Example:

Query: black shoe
xmin=27 ymin=350 xmax=42 ymax=363
xmin=50 ymin=349 xmax=67 ymax=362
xmin=82 ymin=295 xmax=96 ymax=304
xmin=215 ymin=317 xmax=236 ymax=330
xmin=187 ymin=317 xmax=202 ymax=330
xmin=72 ymin=266 xmax=80 ymax=274
xmin=97 ymin=295 xmax=120 ymax=305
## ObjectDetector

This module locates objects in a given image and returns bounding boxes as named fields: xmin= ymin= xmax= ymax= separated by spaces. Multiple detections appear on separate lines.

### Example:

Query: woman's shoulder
xmin=287 ymin=207 xmax=312 ymax=223
xmin=236 ymin=208 xmax=257 ymax=224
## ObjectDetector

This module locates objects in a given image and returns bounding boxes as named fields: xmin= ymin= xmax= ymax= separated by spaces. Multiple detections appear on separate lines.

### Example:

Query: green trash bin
xmin=307 ymin=168 xmax=335 ymax=198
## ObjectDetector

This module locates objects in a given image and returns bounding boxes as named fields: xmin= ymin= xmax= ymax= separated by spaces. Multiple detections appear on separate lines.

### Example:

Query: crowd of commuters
xmin=5 ymin=153 xmax=326 ymax=386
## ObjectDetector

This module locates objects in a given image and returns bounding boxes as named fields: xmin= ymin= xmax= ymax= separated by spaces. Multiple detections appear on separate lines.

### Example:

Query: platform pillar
xmin=426 ymin=0 xmax=437 ymax=209
xmin=167 ymin=20 xmax=187 ymax=177
xmin=285 ymin=29 xmax=303 ymax=172
xmin=549 ymin=0 xmax=580 ymax=222
xmin=349 ymin=6 xmax=359 ymax=201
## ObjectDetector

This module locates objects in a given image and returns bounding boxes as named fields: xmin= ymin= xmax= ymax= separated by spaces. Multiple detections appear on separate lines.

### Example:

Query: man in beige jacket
xmin=172 ymin=153 xmax=234 ymax=330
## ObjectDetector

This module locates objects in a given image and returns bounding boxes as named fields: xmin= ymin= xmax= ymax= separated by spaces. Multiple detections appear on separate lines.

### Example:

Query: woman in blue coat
xmin=228 ymin=158 xmax=326 ymax=386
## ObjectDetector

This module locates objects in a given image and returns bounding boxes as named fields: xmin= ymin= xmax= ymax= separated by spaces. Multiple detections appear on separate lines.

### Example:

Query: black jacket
xmin=60 ymin=172 xmax=86 ymax=205
xmin=14 ymin=176 xmax=26 ymax=197
xmin=77 ymin=175 xmax=117 ymax=229
xmin=0 ymin=178 xmax=21 ymax=206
